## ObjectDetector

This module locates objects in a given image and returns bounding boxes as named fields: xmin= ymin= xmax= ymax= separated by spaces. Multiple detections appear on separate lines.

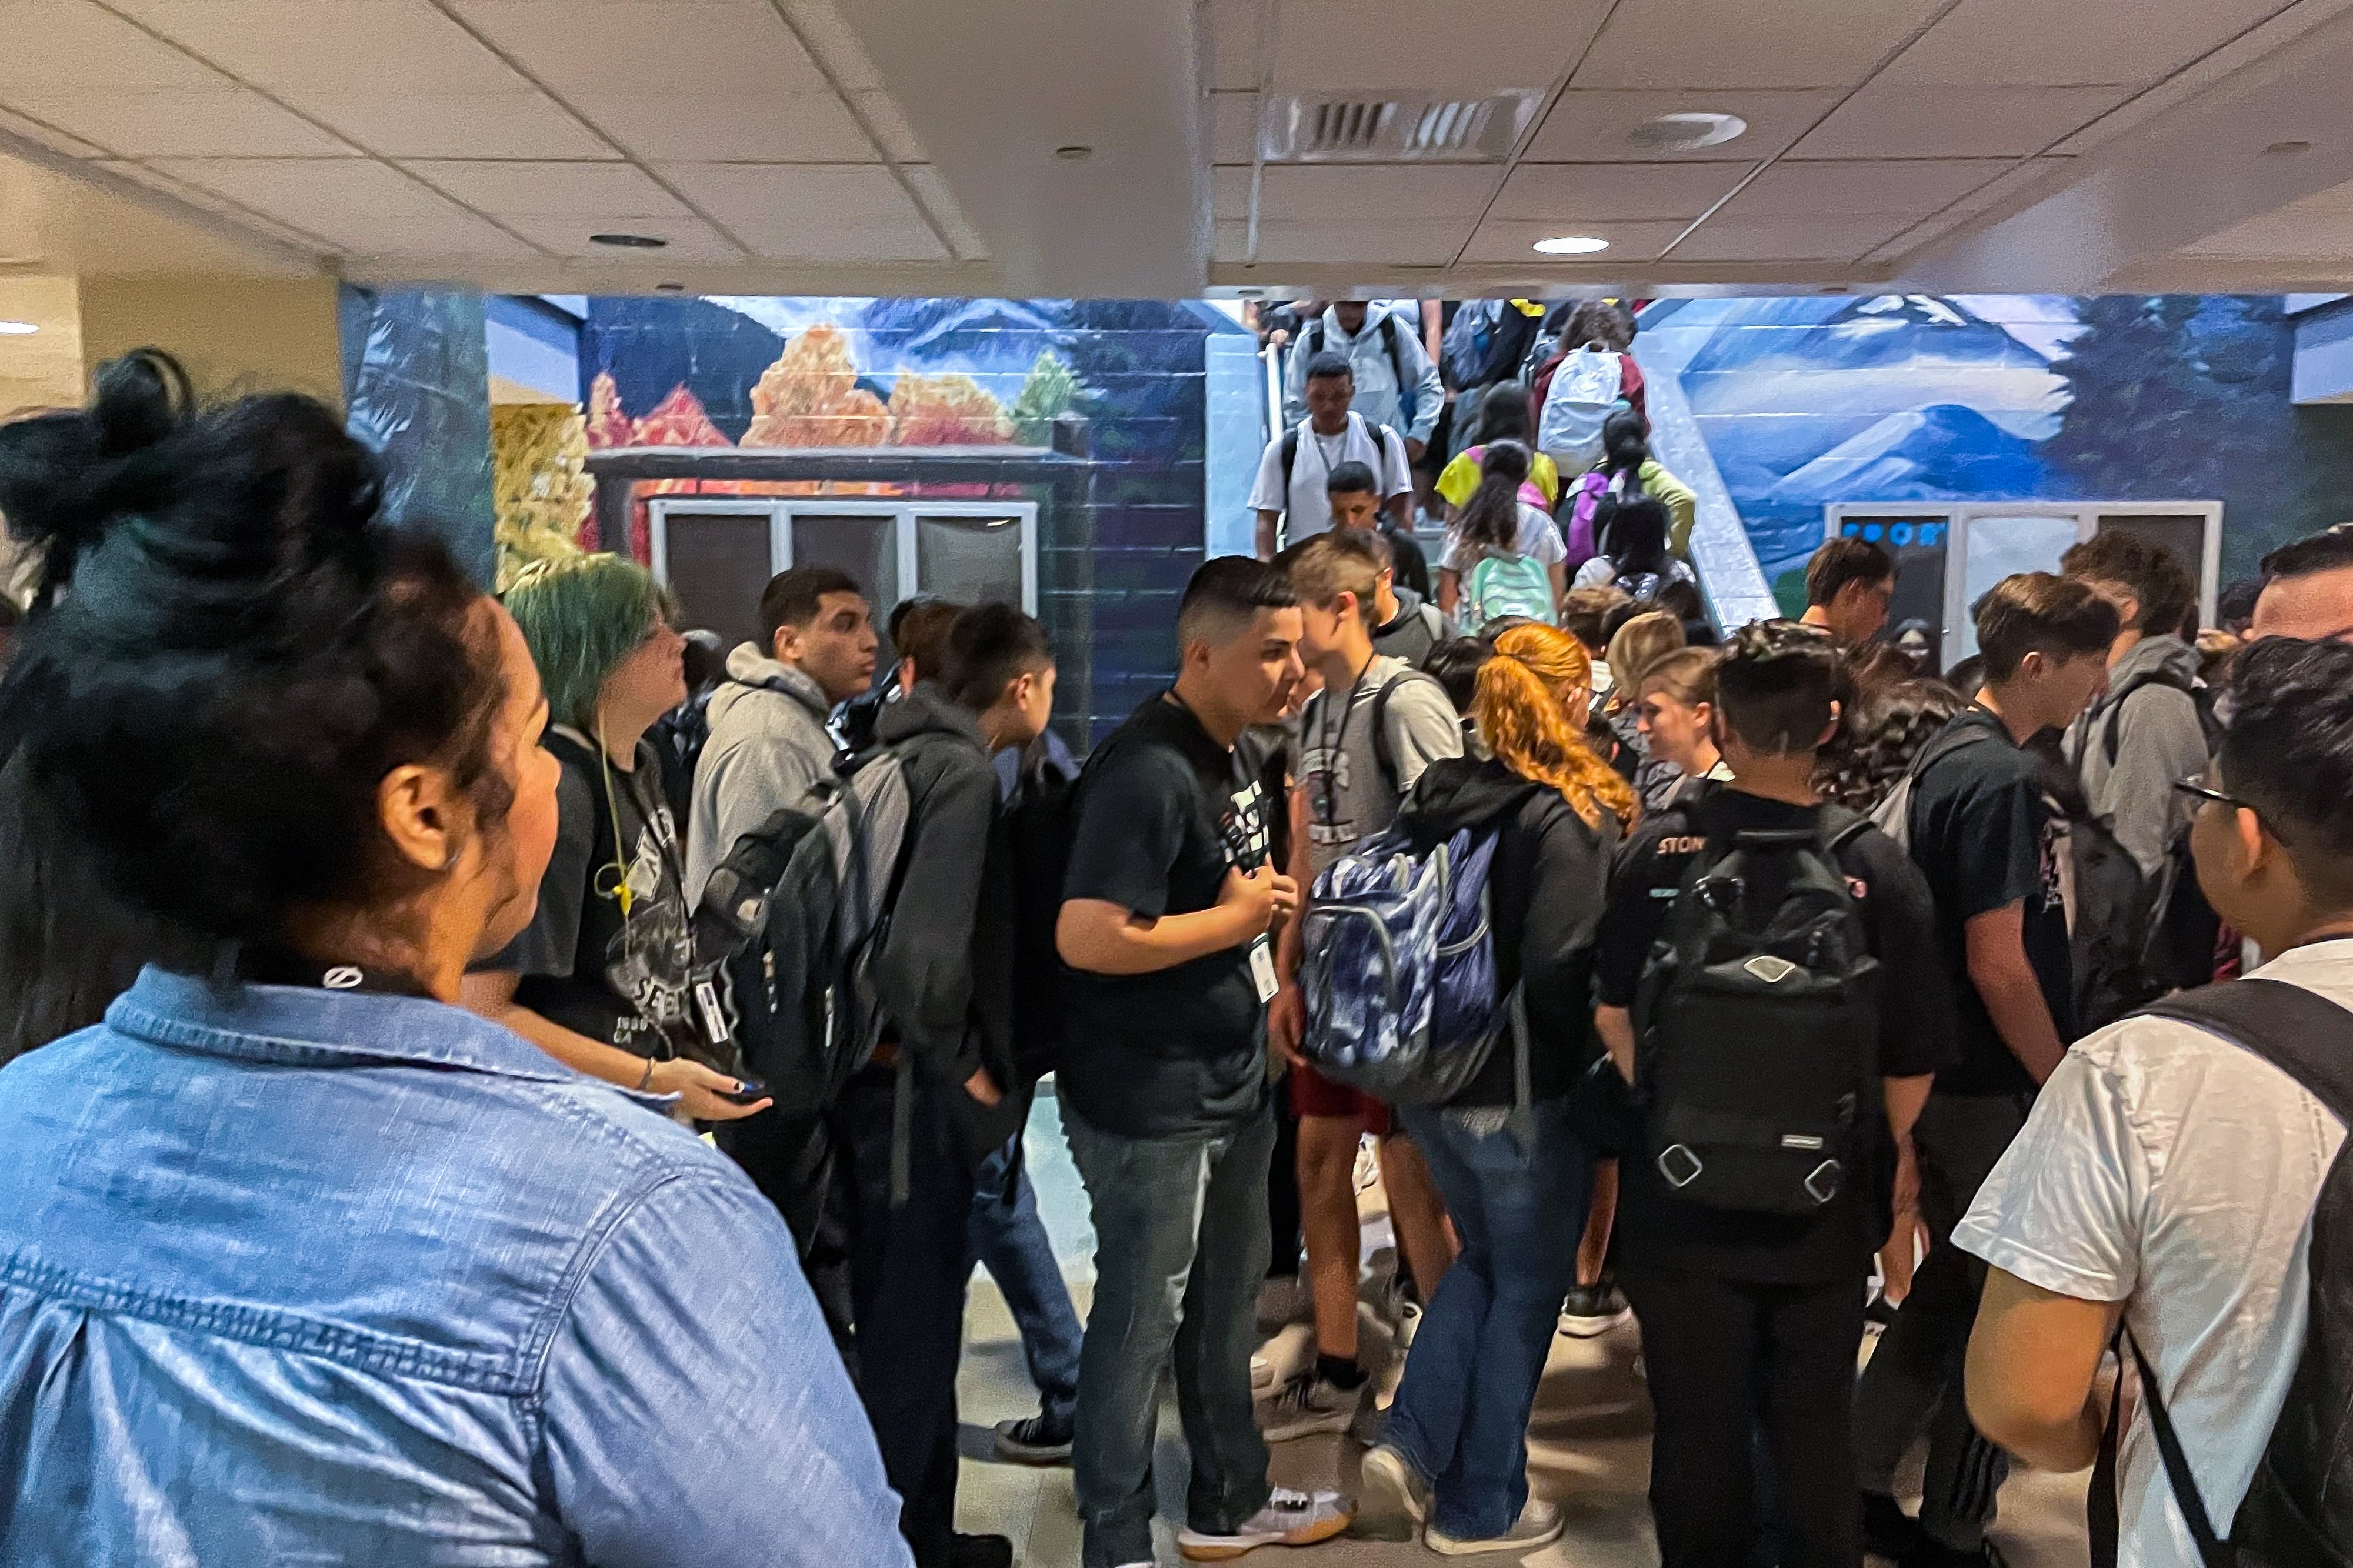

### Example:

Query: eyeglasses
xmin=2172 ymin=773 xmax=2257 ymax=816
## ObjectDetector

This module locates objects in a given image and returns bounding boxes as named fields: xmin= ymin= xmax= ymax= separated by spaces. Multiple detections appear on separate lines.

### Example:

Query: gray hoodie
xmin=685 ymin=643 xmax=838 ymax=902
xmin=2063 ymin=632 xmax=2210 ymax=878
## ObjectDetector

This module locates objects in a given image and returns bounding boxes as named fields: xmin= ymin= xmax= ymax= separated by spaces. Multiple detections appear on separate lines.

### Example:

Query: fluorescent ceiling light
xmin=1533 ymin=236 xmax=1608 ymax=255
xmin=0 ymin=321 xmax=38 ymax=335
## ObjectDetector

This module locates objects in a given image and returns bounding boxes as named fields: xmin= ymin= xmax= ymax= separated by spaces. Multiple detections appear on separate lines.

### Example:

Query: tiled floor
xmin=958 ymin=1090 xmax=2091 ymax=1567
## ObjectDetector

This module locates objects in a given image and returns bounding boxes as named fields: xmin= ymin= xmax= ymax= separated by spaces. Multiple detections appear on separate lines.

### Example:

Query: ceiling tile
xmin=1458 ymin=217 xmax=1689 ymax=264
xmin=500 ymin=212 xmax=742 ymax=262
xmin=1492 ymin=162 xmax=1750 ymax=223
xmin=1792 ymin=82 xmax=2131 ymax=159
xmin=1882 ymin=0 xmax=2291 ymax=86
xmin=149 ymin=155 xmax=540 ymax=256
xmin=1269 ymin=0 xmax=1613 ymax=95
xmin=2182 ymin=176 xmax=2353 ymax=261
xmin=116 ymin=0 xmax=611 ymax=159
xmin=452 ymin=1 xmax=828 ymax=99
xmin=1574 ymin=0 xmax=1951 ymax=89
xmin=92 ymin=156 xmax=338 ymax=249
xmin=1213 ymin=164 xmax=1252 ymax=222
xmin=654 ymin=163 xmax=948 ymax=260
xmin=1259 ymin=164 xmax=1495 ymax=223
xmin=1668 ymin=212 xmax=1912 ymax=262
xmin=1724 ymin=158 xmax=2011 ymax=217
xmin=0 ymin=1 xmax=223 ymax=91
xmin=1227 ymin=218 xmax=1468 ymax=267
xmin=1208 ymin=0 xmax=1262 ymax=92
xmin=851 ymin=92 xmax=926 ymax=164
xmin=1528 ymin=89 xmax=1841 ymax=162
xmin=4 ymin=88 xmax=355 ymax=157
xmin=1212 ymin=92 xmax=1258 ymax=164
xmin=402 ymin=159 xmax=689 ymax=217
xmin=0 ymin=104 xmax=109 ymax=159
xmin=901 ymin=164 xmax=989 ymax=259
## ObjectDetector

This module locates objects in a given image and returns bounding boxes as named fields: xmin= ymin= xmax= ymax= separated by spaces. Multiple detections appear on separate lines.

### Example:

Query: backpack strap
xmin=1821 ymin=805 xmax=1873 ymax=858
xmin=1377 ymin=310 xmax=1409 ymax=421
xmin=1281 ymin=425 xmax=1300 ymax=498
xmin=2112 ymin=978 xmax=2353 ymax=1565
xmin=2099 ymin=667 xmax=2196 ymax=768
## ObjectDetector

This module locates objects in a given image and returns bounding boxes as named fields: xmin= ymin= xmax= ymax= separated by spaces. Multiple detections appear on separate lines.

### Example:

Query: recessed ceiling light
xmin=2261 ymin=139 xmax=2313 ymax=156
xmin=1628 ymin=111 xmax=1747 ymax=152
xmin=0 ymin=321 xmax=36 ymax=335
xmin=1534 ymin=235 xmax=1609 ymax=255
xmin=1055 ymin=145 xmax=1093 ymax=161
xmin=654 ymin=282 xmax=686 ymax=293
xmin=590 ymin=232 xmax=668 ymax=249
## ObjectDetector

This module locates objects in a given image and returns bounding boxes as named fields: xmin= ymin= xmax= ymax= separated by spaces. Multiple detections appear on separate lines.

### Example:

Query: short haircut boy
xmin=892 ymin=598 xmax=964 ymax=684
xmin=2218 ymin=637 xmax=2353 ymax=906
xmin=1286 ymin=530 xmax=1384 ymax=630
xmin=1325 ymin=459 xmax=1379 ymax=498
xmin=2260 ymin=522 xmax=2353 ymax=583
xmin=760 ymin=565 xmax=863 ymax=648
xmin=1712 ymin=620 xmax=1849 ymax=756
xmin=1805 ymin=536 xmax=1895 ymax=608
xmin=1972 ymin=573 xmax=2120 ymax=682
xmin=1562 ymin=586 xmax=1631 ymax=653
xmin=1304 ymin=350 xmax=1354 ymax=384
xmin=1176 ymin=555 xmax=1298 ymax=650
xmin=942 ymin=602 xmax=1053 ymax=710
xmin=2061 ymin=530 xmax=2196 ymax=634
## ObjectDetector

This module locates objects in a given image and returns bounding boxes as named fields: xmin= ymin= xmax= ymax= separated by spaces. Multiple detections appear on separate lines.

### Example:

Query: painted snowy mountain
xmin=1766 ymin=403 xmax=2048 ymax=503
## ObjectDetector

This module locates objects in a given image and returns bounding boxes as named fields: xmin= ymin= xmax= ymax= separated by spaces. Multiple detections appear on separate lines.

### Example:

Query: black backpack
xmin=1002 ymin=739 xmax=1082 ymax=1090
xmin=2094 ymin=667 xmax=2227 ymax=995
xmin=2092 ymin=978 xmax=2353 ymax=1568
xmin=690 ymin=746 xmax=915 ymax=1121
xmin=2068 ymin=809 xmax=2165 ymax=1035
xmin=1633 ymin=810 xmax=1884 ymax=1217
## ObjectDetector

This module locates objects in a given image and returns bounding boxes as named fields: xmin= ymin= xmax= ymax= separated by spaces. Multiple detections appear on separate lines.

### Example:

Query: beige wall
xmin=77 ymin=274 xmax=343 ymax=407
xmin=0 ymin=276 xmax=86 ymax=421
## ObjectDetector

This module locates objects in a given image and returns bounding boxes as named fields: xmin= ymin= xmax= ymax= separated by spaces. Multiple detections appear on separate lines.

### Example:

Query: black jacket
xmin=871 ymin=683 xmax=1025 ymax=1162
xmin=1393 ymin=756 xmax=1617 ymax=1105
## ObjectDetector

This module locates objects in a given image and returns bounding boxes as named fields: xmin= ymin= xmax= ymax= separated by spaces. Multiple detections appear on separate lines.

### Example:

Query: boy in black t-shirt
xmin=1852 ymin=573 xmax=2117 ymax=1565
xmin=1055 ymin=558 xmax=1352 ymax=1568
xmin=1596 ymin=621 xmax=1954 ymax=1568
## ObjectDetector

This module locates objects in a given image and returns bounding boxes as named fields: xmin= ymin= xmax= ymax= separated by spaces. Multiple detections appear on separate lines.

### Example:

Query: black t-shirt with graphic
xmin=1058 ymin=693 xmax=1275 ymax=1138
xmin=1906 ymin=705 xmax=2075 ymax=1097
xmin=486 ymin=728 xmax=706 ymax=1065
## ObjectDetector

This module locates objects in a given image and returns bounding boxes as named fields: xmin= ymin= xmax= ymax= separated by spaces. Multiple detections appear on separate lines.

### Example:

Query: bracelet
xmin=636 ymin=1056 xmax=655 ymax=1092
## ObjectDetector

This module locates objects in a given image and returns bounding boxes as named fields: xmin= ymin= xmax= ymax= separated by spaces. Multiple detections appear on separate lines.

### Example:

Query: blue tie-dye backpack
xmin=1298 ymin=826 xmax=1525 ymax=1109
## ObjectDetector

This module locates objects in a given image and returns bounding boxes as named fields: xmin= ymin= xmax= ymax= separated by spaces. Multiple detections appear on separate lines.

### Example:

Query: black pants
xmin=1266 ymin=1069 xmax=1303 ymax=1280
xmin=842 ymin=1065 xmax=979 ymax=1568
xmin=1621 ymin=1264 xmax=1866 ymax=1568
xmin=715 ymin=1109 xmax=858 ymax=1372
xmin=1852 ymin=1092 xmax=2031 ymax=1550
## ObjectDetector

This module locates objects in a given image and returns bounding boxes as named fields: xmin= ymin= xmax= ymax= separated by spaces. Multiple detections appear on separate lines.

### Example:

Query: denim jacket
xmin=0 ymin=967 xmax=912 ymax=1567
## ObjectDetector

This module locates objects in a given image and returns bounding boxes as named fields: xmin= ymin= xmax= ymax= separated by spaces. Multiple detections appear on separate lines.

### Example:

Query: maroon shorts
xmin=1289 ymin=1060 xmax=1395 ymax=1134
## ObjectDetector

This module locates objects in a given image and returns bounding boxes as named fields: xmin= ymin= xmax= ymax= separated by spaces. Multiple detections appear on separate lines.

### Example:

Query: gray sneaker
xmin=1358 ymin=1443 xmax=1428 ymax=1526
xmin=1260 ymin=1371 xmax=1364 ymax=1442
xmin=1425 ymin=1497 xmax=1563 ymax=1557
xmin=1176 ymin=1487 xmax=1354 ymax=1560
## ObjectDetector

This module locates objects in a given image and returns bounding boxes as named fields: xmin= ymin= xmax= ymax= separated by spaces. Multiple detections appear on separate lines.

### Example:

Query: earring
xmin=440 ymin=845 xmax=459 ymax=872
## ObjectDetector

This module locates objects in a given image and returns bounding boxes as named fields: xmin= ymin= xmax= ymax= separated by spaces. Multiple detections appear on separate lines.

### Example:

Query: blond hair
xmin=1474 ymin=623 xmax=1639 ymax=831
xmin=1604 ymin=609 xmax=1685 ymax=714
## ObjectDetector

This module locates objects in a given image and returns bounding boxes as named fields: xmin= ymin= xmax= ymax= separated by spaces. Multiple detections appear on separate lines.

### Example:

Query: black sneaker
xmin=1901 ymin=1539 xmax=2009 ymax=1568
xmin=1557 ymin=1281 xmax=1631 ymax=1338
xmin=1862 ymin=1491 xmax=1925 ymax=1560
xmin=949 ymin=1532 xmax=1014 ymax=1568
xmin=992 ymin=1410 xmax=1074 ymax=1464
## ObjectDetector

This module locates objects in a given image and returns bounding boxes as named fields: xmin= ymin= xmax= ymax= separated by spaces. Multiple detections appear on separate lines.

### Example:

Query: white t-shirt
xmin=1248 ymin=413 xmax=1411 ymax=542
xmin=1572 ymin=554 xmax=1698 ymax=592
xmin=1438 ymin=502 xmax=1565 ymax=572
xmin=1956 ymin=937 xmax=2353 ymax=1568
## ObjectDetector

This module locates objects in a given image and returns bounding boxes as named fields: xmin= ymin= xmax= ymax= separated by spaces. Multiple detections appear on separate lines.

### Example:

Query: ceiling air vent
xmin=1261 ymin=91 xmax=1539 ymax=164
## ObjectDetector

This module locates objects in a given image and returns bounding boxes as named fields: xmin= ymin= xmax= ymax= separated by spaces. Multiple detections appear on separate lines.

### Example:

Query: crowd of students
xmin=6 ymin=347 xmax=2353 ymax=1568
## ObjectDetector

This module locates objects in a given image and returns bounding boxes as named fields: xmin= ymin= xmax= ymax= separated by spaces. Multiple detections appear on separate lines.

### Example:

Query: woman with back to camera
xmin=0 ymin=352 xmax=911 ymax=1566
xmin=1357 ymin=622 xmax=1636 ymax=1556
xmin=1562 ymin=406 xmax=1698 ymax=566
xmin=1437 ymin=439 xmax=1567 ymax=626
xmin=1572 ymin=495 xmax=1697 ymax=602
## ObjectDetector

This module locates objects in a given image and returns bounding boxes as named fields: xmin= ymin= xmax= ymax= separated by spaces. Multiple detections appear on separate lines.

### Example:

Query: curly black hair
xmin=1816 ymin=677 xmax=1966 ymax=812
xmin=0 ymin=350 xmax=508 ymax=1057
xmin=2220 ymin=638 xmax=2353 ymax=906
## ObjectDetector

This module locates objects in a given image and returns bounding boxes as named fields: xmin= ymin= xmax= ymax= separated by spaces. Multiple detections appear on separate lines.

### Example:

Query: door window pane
xmin=2097 ymin=513 xmax=2209 ymax=625
xmin=1837 ymin=515 xmax=1948 ymax=655
xmin=1958 ymin=513 xmax=2081 ymax=658
xmin=916 ymin=513 xmax=1025 ymax=609
xmin=661 ymin=509 xmax=772 ymax=650
xmin=791 ymin=513 xmax=900 ymax=615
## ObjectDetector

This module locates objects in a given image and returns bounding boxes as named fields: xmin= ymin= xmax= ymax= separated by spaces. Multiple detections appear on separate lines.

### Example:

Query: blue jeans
xmin=968 ymin=1132 xmax=1084 ymax=1424
xmin=1064 ymin=1099 xmax=1275 ymax=1568
xmin=1384 ymin=1098 xmax=1591 ymax=1540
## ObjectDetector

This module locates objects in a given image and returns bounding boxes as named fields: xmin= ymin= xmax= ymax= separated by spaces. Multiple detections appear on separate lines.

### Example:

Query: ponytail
xmin=1472 ymin=623 xmax=1638 ymax=832
xmin=1458 ymin=438 xmax=1531 ymax=558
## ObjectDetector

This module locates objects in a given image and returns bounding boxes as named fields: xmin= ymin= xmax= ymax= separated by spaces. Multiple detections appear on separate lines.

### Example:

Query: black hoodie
xmin=870 ymin=682 xmax=1026 ymax=1165
xmin=1392 ymin=755 xmax=1617 ymax=1105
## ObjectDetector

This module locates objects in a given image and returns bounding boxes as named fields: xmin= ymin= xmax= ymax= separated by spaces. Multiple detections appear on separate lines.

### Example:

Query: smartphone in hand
xmin=719 ymin=1077 xmax=770 ymax=1106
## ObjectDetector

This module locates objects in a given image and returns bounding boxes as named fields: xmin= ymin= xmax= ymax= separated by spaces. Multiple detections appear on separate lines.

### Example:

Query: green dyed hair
xmin=502 ymin=553 xmax=665 ymax=731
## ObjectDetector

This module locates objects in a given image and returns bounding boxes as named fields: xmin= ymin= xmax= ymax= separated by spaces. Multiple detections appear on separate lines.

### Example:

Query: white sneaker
xmin=1251 ymin=1350 xmax=1273 ymax=1392
xmin=1260 ymin=1370 xmax=1365 ymax=1442
xmin=1176 ymin=1487 xmax=1354 ymax=1560
xmin=1358 ymin=1443 xmax=1428 ymax=1526
xmin=1425 ymin=1496 xmax=1564 ymax=1556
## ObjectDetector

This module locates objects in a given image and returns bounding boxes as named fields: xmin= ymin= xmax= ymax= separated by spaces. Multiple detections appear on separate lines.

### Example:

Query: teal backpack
xmin=1462 ymin=551 xmax=1557 ymax=628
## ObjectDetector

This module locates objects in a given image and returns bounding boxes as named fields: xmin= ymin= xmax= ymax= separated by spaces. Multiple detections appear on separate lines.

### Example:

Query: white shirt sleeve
xmin=1379 ymin=426 xmax=1412 ymax=499
xmin=1517 ymin=505 xmax=1567 ymax=566
xmin=1438 ymin=526 xmax=1465 ymax=572
xmin=1952 ymin=1046 xmax=2145 ymax=1303
xmin=1248 ymin=433 xmax=1289 ymax=514
xmin=1572 ymin=556 xmax=1615 ymax=590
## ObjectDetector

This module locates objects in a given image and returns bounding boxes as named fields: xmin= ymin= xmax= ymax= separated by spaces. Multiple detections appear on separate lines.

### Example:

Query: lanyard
xmin=1312 ymin=656 xmax=1378 ymax=834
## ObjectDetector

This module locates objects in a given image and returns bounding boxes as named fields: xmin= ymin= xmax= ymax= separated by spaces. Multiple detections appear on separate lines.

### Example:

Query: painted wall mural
xmin=338 ymin=283 xmax=496 ymax=586
xmin=1644 ymin=294 xmax=2353 ymax=612
xmin=489 ymin=402 xmax=594 ymax=592
xmin=579 ymin=295 xmax=1244 ymax=738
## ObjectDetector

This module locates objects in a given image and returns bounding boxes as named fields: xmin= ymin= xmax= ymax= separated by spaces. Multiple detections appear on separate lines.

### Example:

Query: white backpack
xmin=1537 ymin=345 xmax=1624 ymax=471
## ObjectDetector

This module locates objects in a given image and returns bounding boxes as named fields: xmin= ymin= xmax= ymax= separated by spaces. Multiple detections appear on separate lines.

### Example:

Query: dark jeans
xmin=1063 ymin=1097 xmax=1275 ymax=1568
xmin=1621 ymin=1264 xmax=1867 ymax=1568
xmin=1384 ymin=1099 xmax=1590 ymax=1540
xmin=715 ymin=1109 xmax=857 ymax=1370
xmin=1267 ymin=1070 xmax=1304 ymax=1279
xmin=968 ymin=1130 xmax=1083 ymax=1424
xmin=1852 ymin=1091 xmax=2031 ymax=1551
xmin=842 ymin=1066 xmax=978 ymax=1568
